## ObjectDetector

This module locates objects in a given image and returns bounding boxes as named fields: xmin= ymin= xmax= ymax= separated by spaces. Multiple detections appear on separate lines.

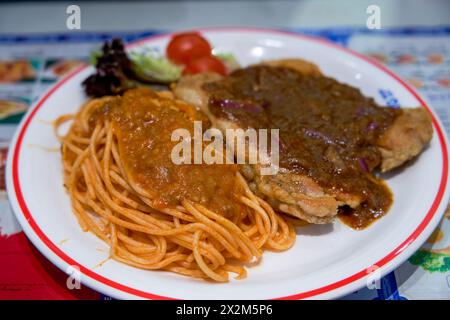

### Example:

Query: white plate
xmin=6 ymin=27 xmax=450 ymax=300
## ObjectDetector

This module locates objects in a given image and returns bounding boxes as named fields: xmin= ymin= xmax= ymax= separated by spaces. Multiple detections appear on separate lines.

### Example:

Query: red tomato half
xmin=183 ymin=55 xmax=227 ymax=76
xmin=166 ymin=32 xmax=212 ymax=65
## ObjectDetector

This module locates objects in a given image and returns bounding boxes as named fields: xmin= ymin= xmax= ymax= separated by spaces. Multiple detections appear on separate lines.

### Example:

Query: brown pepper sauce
xmin=90 ymin=88 xmax=249 ymax=218
xmin=203 ymin=66 xmax=399 ymax=229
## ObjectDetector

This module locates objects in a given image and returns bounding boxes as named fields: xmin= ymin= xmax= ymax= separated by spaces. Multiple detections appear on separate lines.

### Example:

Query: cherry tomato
xmin=166 ymin=32 xmax=212 ymax=65
xmin=183 ymin=55 xmax=227 ymax=76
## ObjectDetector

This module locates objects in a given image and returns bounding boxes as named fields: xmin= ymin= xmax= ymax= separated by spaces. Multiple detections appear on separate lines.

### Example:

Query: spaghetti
xmin=55 ymin=87 xmax=295 ymax=282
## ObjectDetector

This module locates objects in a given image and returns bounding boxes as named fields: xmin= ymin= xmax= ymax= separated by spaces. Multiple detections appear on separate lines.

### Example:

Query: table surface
xmin=0 ymin=0 xmax=450 ymax=300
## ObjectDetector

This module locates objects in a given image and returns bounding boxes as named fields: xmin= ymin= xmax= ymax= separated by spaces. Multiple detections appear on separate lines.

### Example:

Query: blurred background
xmin=0 ymin=0 xmax=449 ymax=33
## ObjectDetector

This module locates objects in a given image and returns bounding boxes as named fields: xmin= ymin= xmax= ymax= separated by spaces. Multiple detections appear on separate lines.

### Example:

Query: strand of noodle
xmin=64 ymin=139 xmax=84 ymax=155
xmin=181 ymin=199 xmax=241 ymax=251
xmin=193 ymin=230 xmax=227 ymax=282
xmin=182 ymin=200 xmax=252 ymax=259
xmin=54 ymin=114 xmax=75 ymax=141
xmin=164 ymin=266 xmax=208 ymax=279
xmin=239 ymin=196 xmax=271 ymax=248
xmin=237 ymin=172 xmax=278 ymax=238
xmin=222 ymin=264 xmax=247 ymax=280
xmin=188 ymin=201 xmax=261 ymax=259
xmin=167 ymin=234 xmax=225 ymax=267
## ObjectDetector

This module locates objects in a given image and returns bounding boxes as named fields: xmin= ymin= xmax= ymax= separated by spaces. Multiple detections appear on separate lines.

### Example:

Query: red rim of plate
xmin=9 ymin=27 xmax=450 ymax=300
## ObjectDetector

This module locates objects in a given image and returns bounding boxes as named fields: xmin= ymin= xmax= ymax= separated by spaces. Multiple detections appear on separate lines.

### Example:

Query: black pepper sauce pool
xmin=203 ymin=66 xmax=400 ymax=229
xmin=91 ymin=88 xmax=249 ymax=219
